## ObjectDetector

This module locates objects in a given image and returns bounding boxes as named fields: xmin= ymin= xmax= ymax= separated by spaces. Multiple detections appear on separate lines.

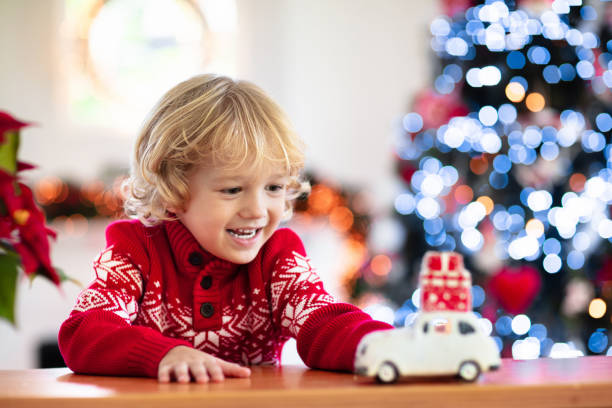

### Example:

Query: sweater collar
xmin=163 ymin=219 xmax=237 ymax=276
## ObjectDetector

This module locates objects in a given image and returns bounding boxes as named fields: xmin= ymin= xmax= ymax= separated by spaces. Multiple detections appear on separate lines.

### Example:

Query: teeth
xmin=228 ymin=229 xmax=257 ymax=239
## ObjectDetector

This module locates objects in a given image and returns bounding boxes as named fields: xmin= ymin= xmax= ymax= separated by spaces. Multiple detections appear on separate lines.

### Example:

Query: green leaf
xmin=56 ymin=267 xmax=82 ymax=287
xmin=0 ymin=130 xmax=20 ymax=174
xmin=0 ymin=252 xmax=20 ymax=325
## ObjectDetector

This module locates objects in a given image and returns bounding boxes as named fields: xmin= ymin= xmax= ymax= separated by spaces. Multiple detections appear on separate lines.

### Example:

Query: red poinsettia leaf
xmin=17 ymin=161 xmax=37 ymax=172
xmin=13 ymin=242 xmax=40 ymax=275
xmin=0 ymin=218 xmax=12 ymax=238
xmin=45 ymin=226 xmax=57 ymax=240
xmin=0 ymin=168 xmax=15 ymax=183
xmin=0 ymin=111 xmax=30 ymax=138
xmin=11 ymin=182 xmax=59 ymax=285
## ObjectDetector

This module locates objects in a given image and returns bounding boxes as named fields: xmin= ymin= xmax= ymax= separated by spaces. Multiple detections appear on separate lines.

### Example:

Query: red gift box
xmin=419 ymin=251 xmax=472 ymax=312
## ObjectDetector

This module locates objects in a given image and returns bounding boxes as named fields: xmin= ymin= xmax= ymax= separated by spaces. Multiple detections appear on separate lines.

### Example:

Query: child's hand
xmin=158 ymin=345 xmax=251 ymax=383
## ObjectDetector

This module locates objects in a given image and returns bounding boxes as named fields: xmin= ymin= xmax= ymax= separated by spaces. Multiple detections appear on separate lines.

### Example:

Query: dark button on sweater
xmin=200 ymin=275 xmax=212 ymax=290
xmin=200 ymin=302 xmax=214 ymax=318
xmin=188 ymin=251 xmax=203 ymax=266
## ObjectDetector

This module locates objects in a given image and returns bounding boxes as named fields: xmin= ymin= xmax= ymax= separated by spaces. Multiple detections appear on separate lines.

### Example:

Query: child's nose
xmin=240 ymin=191 xmax=267 ymax=219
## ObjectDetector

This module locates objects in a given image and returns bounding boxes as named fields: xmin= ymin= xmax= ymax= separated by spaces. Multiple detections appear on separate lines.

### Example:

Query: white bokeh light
xmin=511 ymin=314 xmax=531 ymax=335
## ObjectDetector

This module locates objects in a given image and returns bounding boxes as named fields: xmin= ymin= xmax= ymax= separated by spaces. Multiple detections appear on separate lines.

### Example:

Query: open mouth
xmin=227 ymin=228 xmax=261 ymax=239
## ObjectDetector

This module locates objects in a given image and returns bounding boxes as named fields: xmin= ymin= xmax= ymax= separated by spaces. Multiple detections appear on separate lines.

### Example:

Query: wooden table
xmin=2 ymin=356 xmax=612 ymax=408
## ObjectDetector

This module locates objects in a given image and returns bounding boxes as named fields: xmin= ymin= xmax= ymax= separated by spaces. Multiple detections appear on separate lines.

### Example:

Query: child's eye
xmin=266 ymin=184 xmax=285 ymax=193
xmin=221 ymin=187 xmax=242 ymax=195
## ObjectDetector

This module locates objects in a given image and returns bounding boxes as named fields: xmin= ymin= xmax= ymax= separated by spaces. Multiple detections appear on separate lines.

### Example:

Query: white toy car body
xmin=354 ymin=311 xmax=501 ymax=383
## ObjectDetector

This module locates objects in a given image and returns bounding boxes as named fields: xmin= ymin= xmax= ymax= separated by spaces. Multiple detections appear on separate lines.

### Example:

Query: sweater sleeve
xmin=266 ymin=229 xmax=393 ymax=372
xmin=58 ymin=241 xmax=190 ymax=377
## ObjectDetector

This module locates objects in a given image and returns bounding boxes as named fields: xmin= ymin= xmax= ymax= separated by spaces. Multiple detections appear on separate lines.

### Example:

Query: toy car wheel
xmin=458 ymin=360 xmax=481 ymax=382
xmin=376 ymin=362 xmax=399 ymax=384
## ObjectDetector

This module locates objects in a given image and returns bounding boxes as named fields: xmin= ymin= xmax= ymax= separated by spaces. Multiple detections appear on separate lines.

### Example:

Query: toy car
xmin=354 ymin=311 xmax=501 ymax=383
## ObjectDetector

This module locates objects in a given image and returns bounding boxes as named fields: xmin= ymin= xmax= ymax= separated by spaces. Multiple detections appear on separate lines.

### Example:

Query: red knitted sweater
xmin=58 ymin=219 xmax=392 ymax=377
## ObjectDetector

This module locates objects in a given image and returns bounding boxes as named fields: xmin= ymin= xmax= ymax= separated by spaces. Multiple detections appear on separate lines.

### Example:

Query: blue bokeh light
xmin=582 ymin=131 xmax=606 ymax=153
xmin=439 ymin=165 xmax=459 ymax=186
xmin=581 ymin=5 xmax=598 ymax=21
xmin=529 ymin=324 xmax=547 ymax=341
xmin=520 ymin=187 xmax=534 ymax=206
xmin=424 ymin=217 xmax=444 ymax=235
xmin=493 ymin=154 xmax=512 ymax=173
xmin=435 ymin=74 xmax=455 ymax=94
xmin=489 ymin=171 xmax=509 ymax=189
xmin=565 ymin=29 xmax=583 ymax=46
xmin=498 ymin=104 xmax=517 ymax=125
xmin=443 ymin=64 xmax=463 ymax=82
xmin=446 ymin=37 xmax=469 ymax=56
xmin=567 ymin=250 xmax=585 ymax=270
xmin=542 ymin=126 xmax=558 ymax=143
xmin=495 ymin=316 xmax=513 ymax=336
xmin=543 ymin=238 xmax=561 ymax=255
xmin=596 ymin=113 xmax=612 ymax=133
xmin=507 ymin=51 xmax=526 ymax=69
xmin=510 ymin=75 xmax=529 ymax=90
xmin=395 ymin=193 xmax=416 ymax=215
xmin=559 ymin=63 xmax=576 ymax=81
xmin=402 ymin=112 xmax=424 ymax=133
xmin=543 ymin=65 xmax=561 ymax=84
xmin=471 ymin=285 xmax=486 ymax=308
xmin=577 ymin=60 xmax=595 ymax=79
xmin=523 ymin=126 xmax=542 ymax=148
xmin=588 ymin=330 xmax=608 ymax=354
xmin=466 ymin=20 xmax=485 ymax=36
xmin=493 ymin=210 xmax=511 ymax=231
xmin=430 ymin=17 xmax=451 ymax=36
xmin=527 ymin=46 xmax=551 ymax=65
xmin=540 ymin=142 xmax=560 ymax=160
xmin=582 ymin=32 xmax=599 ymax=50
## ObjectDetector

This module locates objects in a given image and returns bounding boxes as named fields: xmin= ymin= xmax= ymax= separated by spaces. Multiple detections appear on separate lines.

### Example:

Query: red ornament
xmin=412 ymin=89 xmax=470 ymax=130
xmin=420 ymin=251 xmax=472 ymax=312
xmin=596 ymin=256 xmax=612 ymax=285
xmin=399 ymin=163 xmax=417 ymax=184
xmin=441 ymin=0 xmax=474 ymax=17
xmin=487 ymin=265 xmax=541 ymax=315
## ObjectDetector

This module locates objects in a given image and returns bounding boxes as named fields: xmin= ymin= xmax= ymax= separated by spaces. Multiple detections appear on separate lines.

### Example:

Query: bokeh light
xmin=525 ymin=92 xmax=545 ymax=112
xmin=589 ymin=298 xmax=607 ymax=319
xmin=506 ymin=82 xmax=526 ymax=102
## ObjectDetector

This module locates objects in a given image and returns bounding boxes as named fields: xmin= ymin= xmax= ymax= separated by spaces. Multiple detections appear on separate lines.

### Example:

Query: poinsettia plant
xmin=0 ymin=111 xmax=61 ymax=324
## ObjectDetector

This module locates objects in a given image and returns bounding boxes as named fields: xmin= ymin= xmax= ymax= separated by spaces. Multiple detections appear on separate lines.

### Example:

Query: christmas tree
xmin=354 ymin=0 xmax=612 ymax=358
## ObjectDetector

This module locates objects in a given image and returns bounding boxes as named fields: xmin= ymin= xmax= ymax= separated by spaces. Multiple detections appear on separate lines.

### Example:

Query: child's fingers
xmin=205 ymin=360 xmax=225 ymax=382
xmin=158 ymin=365 xmax=171 ymax=383
xmin=218 ymin=359 xmax=251 ymax=378
xmin=173 ymin=362 xmax=191 ymax=383
xmin=189 ymin=361 xmax=210 ymax=383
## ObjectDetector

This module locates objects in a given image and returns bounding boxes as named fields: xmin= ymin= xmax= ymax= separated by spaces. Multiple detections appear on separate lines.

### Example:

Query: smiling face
xmin=174 ymin=161 xmax=290 ymax=264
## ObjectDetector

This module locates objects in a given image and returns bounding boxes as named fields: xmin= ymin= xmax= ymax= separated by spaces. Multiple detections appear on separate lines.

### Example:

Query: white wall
xmin=0 ymin=0 xmax=437 ymax=368
xmin=237 ymin=0 xmax=437 ymax=212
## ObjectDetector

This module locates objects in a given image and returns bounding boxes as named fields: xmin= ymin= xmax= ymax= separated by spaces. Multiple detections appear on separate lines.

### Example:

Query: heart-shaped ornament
xmin=487 ymin=265 xmax=542 ymax=315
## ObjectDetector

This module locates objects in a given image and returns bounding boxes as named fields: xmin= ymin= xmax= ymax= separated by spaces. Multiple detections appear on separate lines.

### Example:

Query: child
xmin=58 ymin=74 xmax=393 ymax=383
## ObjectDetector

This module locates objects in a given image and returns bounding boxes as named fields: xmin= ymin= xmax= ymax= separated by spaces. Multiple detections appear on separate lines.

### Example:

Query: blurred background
xmin=1 ymin=0 xmax=611 ymax=369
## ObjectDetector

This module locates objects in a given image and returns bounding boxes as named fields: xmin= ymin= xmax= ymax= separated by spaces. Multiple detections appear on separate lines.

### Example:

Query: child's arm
xmin=267 ymin=229 xmax=393 ymax=372
xmin=58 ymin=248 xmax=191 ymax=378
xmin=59 ymin=246 xmax=250 ymax=382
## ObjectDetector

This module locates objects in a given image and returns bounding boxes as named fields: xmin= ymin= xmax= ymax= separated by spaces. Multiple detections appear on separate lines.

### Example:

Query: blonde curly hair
xmin=123 ymin=74 xmax=308 ymax=226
